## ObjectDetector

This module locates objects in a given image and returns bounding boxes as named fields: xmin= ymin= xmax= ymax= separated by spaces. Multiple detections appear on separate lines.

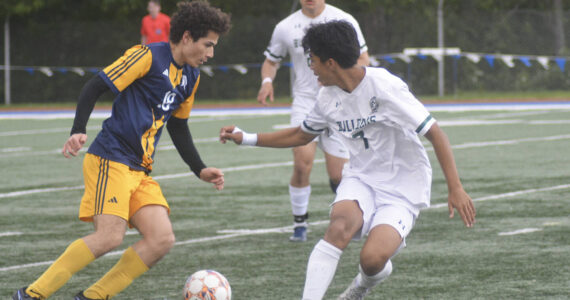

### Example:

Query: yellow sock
xmin=83 ymin=247 xmax=149 ymax=299
xmin=26 ymin=239 xmax=95 ymax=299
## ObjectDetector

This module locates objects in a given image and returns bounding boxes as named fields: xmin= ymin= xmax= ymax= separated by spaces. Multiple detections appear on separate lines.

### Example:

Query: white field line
xmin=1 ymin=102 xmax=569 ymax=121
xmin=275 ymin=119 xmax=570 ymax=130
xmin=498 ymin=228 xmax=543 ymax=236
xmin=0 ymin=138 xmax=218 ymax=159
xmin=2 ymin=183 xmax=568 ymax=273
xmin=3 ymin=121 xmax=570 ymax=159
xmin=0 ymin=160 xmax=304 ymax=199
xmin=0 ymin=231 xmax=22 ymax=237
xmin=3 ymin=132 xmax=570 ymax=197
xmin=428 ymin=184 xmax=570 ymax=209
xmin=0 ymin=115 xmax=257 ymax=137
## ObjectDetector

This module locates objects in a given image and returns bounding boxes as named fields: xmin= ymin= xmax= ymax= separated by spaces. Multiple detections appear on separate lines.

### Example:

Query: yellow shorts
xmin=79 ymin=153 xmax=170 ymax=225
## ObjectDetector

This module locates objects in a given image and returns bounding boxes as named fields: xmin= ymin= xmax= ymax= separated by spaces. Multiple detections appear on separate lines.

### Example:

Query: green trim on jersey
xmin=415 ymin=115 xmax=433 ymax=133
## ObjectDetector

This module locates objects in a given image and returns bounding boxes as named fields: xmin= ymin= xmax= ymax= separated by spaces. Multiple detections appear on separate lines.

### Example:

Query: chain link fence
xmin=1 ymin=3 xmax=568 ymax=103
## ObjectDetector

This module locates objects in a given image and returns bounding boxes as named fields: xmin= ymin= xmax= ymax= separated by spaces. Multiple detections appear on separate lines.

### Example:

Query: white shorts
xmin=333 ymin=177 xmax=416 ymax=241
xmin=291 ymin=97 xmax=349 ymax=159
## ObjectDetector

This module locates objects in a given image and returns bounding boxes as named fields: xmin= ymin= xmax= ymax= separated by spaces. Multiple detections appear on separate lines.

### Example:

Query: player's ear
xmin=183 ymin=31 xmax=193 ymax=43
xmin=325 ymin=58 xmax=336 ymax=68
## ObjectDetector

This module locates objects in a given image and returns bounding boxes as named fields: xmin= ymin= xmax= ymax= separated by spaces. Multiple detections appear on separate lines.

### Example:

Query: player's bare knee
xmin=146 ymin=231 xmax=175 ymax=254
xmin=293 ymin=162 xmax=312 ymax=176
xmin=324 ymin=219 xmax=356 ymax=249
xmin=97 ymin=231 xmax=125 ymax=251
xmin=360 ymin=248 xmax=390 ymax=275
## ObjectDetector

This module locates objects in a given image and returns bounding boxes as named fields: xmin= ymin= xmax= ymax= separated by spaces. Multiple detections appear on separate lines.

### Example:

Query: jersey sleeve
xmin=381 ymin=77 xmax=435 ymax=136
xmin=172 ymin=75 xmax=200 ymax=119
xmin=99 ymin=45 xmax=152 ymax=93
xmin=263 ymin=24 xmax=288 ymax=63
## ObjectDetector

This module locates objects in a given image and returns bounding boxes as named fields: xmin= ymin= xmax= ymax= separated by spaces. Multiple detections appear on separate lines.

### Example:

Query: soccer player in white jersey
xmin=221 ymin=20 xmax=476 ymax=300
xmin=257 ymin=0 xmax=370 ymax=242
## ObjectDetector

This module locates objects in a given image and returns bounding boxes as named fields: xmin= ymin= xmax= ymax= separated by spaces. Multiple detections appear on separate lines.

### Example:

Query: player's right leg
xmin=289 ymin=142 xmax=317 ymax=242
xmin=13 ymin=154 xmax=131 ymax=300
xmin=302 ymin=200 xmax=364 ymax=300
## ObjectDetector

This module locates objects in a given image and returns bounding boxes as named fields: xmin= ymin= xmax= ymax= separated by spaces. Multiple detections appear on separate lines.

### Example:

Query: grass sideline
xmin=1 ymin=90 xmax=569 ymax=111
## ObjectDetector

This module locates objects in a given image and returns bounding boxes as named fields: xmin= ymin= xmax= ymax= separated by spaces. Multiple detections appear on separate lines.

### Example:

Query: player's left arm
xmin=357 ymin=51 xmax=370 ymax=67
xmin=424 ymin=122 xmax=476 ymax=227
xmin=167 ymin=117 xmax=224 ymax=190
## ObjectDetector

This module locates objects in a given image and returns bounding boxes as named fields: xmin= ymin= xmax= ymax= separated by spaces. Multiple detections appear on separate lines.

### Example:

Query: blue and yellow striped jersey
xmin=88 ymin=42 xmax=200 ymax=172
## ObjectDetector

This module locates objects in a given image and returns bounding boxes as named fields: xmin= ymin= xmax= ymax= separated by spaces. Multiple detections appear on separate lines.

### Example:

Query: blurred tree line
xmin=0 ymin=0 xmax=568 ymax=103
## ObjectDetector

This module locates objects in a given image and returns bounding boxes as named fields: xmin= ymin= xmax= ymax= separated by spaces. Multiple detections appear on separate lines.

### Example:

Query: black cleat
xmin=12 ymin=287 xmax=40 ymax=300
xmin=74 ymin=291 xmax=107 ymax=300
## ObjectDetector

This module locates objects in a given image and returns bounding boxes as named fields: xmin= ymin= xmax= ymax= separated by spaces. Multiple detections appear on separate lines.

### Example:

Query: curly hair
xmin=170 ymin=1 xmax=231 ymax=43
xmin=302 ymin=20 xmax=360 ymax=69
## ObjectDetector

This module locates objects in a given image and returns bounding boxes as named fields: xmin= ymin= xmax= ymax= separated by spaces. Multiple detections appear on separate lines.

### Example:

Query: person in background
xmin=257 ymin=0 xmax=370 ymax=242
xmin=141 ymin=0 xmax=171 ymax=45
xmin=13 ymin=1 xmax=230 ymax=299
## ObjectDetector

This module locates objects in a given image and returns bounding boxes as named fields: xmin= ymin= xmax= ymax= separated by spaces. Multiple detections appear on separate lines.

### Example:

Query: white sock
xmin=358 ymin=260 xmax=393 ymax=288
xmin=289 ymin=184 xmax=311 ymax=217
xmin=302 ymin=239 xmax=343 ymax=300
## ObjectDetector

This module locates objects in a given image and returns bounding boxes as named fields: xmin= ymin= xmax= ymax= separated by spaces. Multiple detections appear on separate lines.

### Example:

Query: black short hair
xmin=170 ymin=1 xmax=231 ymax=43
xmin=302 ymin=20 xmax=360 ymax=69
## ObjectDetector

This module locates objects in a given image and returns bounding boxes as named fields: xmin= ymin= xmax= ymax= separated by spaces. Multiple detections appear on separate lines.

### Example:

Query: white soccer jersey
xmin=264 ymin=4 xmax=367 ymax=103
xmin=301 ymin=67 xmax=436 ymax=213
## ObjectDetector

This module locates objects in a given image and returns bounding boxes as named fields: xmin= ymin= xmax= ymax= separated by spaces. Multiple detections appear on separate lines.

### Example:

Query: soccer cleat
xmin=12 ymin=287 xmax=40 ymax=300
xmin=337 ymin=276 xmax=370 ymax=300
xmin=74 ymin=291 xmax=107 ymax=300
xmin=289 ymin=225 xmax=307 ymax=242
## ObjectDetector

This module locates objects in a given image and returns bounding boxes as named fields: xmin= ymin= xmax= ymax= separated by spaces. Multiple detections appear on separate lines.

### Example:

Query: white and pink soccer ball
xmin=183 ymin=270 xmax=231 ymax=300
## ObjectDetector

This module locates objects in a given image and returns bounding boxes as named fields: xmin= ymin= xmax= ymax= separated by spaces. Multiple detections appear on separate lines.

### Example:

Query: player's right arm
xmin=62 ymin=75 xmax=110 ymax=158
xmin=256 ymin=59 xmax=279 ymax=106
xmin=219 ymin=125 xmax=316 ymax=148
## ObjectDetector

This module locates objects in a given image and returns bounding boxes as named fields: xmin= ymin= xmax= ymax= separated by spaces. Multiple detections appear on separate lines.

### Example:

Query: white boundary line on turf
xmin=498 ymin=228 xmax=542 ymax=236
xmin=1 ymin=183 xmax=569 ymax=273
xmin=0 ymin=102 xmax=569 ymax=120
xmin=3 ymin=132 xmax=570 ymax=198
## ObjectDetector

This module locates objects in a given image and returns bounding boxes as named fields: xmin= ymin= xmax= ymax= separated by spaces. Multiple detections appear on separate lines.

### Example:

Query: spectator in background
xmin=141 ymin=0 xmax=171 ymax=45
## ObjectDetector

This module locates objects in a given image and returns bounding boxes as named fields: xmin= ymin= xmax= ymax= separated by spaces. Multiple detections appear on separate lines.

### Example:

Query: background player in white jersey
xmin=221 ymin=21 xmax=476 ymax=300
xmin=257 ymin=0 xmax=370 ymax=242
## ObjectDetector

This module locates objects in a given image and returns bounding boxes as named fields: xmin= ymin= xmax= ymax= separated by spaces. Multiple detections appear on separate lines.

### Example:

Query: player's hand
xmin=62 ymin=133 xmax=87 ymax=158
xmin=199 ymin=167 xmax=225 ymax=190
xmin=256 ymin=82 xmax=274 ymax=106
xmin=448 ymin=187 xmax=476 ymax=227
xmin=219 ymin=125 xmax=243 ymax=145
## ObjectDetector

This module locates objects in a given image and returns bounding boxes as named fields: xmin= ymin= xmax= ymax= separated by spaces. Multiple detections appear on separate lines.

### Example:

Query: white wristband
xmin=262 ymin=77 xmax=273 ymax=84
xmin=232 ymin=126 xmax=257 ymax=146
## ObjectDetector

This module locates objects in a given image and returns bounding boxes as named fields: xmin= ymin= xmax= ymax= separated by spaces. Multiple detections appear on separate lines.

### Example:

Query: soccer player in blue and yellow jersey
xmin=13 ymin=2 xmax=231 ymax=299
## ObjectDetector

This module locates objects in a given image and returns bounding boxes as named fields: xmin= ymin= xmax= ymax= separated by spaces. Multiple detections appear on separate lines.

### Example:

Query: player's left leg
xmin=337 ymin=225 xmax=400 ymax=300
xmin=289 ymin=142 xmax=318 ymax=242
xmin=81 ymin=175 xmax=174 ymax=299
xmin=338 ymin=205 xmax=415 ymax=299
xmin=81 ymin=205 xmax=174 ymax=299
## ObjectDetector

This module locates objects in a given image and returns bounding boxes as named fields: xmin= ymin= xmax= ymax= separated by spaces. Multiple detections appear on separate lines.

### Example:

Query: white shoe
xmin=337 ymin=276 xmax=369 ymax=300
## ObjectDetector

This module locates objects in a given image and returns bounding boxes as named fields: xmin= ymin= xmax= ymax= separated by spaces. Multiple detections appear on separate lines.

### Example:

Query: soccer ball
xmin=183 ymin=269 xmax=231 ymax=300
